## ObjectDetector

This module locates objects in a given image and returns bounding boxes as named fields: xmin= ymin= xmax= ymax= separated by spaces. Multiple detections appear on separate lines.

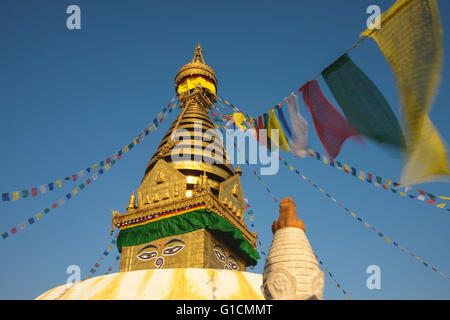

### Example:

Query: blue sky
xmin=1 ymin=0 xmax=450 ymax=299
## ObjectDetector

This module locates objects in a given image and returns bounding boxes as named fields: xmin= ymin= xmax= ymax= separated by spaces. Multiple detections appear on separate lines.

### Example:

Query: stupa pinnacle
xmin=110 ymin=45 xmax=259 ymax=272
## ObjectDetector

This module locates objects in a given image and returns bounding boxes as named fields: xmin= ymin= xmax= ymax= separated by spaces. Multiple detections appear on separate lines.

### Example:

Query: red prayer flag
xmin=11 ymin=227 xmax=18 ymax=234
xmin=300 ymin=80 xmax=362 ymax=159
xmin=86 ymin=179 xmax=91 ymax=185
xmin=51 ymin=203 xmax=57 ymax=209
xmin=31 ymin=188 xmax=38 ymax=197
xmin=72 ymin=174 xmax=77 ymax=181
xmin=94 ymin=263 xmax=100 ymax=268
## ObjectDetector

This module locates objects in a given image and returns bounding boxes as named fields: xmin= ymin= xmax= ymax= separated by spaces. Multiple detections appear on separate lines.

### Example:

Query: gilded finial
xmin=235 ymin=165 xmax=242 ymax=176
xmin=192 ymin=44 xmax=205 ymax=64
xmin=127 ymin=191 xmax=136 ymax=211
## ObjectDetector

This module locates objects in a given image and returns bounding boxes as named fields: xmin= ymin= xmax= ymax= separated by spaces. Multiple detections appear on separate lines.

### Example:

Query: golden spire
xmin=192 ymin=44 xmax=205 ymax=64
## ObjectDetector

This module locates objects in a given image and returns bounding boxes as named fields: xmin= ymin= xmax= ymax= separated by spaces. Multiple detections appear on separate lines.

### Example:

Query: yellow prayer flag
xmin=56 ymin=180 xmax=62 ymax=188
xmin=439 ymin=197 xmax=450 ymax=200
xmin=176 ymin=76 xmax=216 ymax=96
xmin=361 ymin=0 xmax=448 ymax=185
xmin=267 ymin=110 xmax=291 ymax=152
xmin=232 ymin=113 xmax=247 ymax=131
xmin=124 ymin=146 xmax=129 ymax=153
xmin=36 ymin=212 xmax=43 ymax=220
xmin=73 ymin=188 xmax=78 ymax=195
xmin=12 ymin=191 xmax=19 ymax=201
xmin=400 ymin=115 xmax=450 ymax=185
xmin=385 ymin=237 xmax=391 ymax=243
xmin=107 ymin=245 xmax=113 ymax=250
xmin=93 ymin=164 xmax=98 ymax=171
xmin=289 ymin=166 xmax=294 ymax=171
xmin=105 ymin=163 xmax=110 ymax=171
xmin=436 ymin=203 xmax=446 ymax=208
xmin=399 ymin=192 xmax=406 ymax=196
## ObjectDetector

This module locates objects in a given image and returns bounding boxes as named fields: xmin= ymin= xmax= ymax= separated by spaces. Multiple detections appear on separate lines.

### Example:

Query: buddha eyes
xmin=228 ymin=260 xmax=239 ymax=271
xmin=214 ymin=247 xmax=239 ymax=270
xmin=162 ymin=244 xmax=185 ymax=256
xmin=214 ymin=249 xmax=226 ymax=263
xmin=137 ymin=251 xmax=158 ymax=261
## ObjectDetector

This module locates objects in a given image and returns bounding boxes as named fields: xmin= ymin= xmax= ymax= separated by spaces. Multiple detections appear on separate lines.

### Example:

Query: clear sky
xmin=1 ymin=0 xmax=450 ymax=300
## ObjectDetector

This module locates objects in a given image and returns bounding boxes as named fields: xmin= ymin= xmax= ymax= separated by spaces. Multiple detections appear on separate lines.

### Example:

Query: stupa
xmin=36 ymin=46 xmax=324 ymax=300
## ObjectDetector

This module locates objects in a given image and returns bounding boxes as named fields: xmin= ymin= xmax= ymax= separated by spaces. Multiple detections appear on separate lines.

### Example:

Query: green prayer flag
xmin=22 ymin=190 xmax=29 ymax=198
xmin=322 ymin=54 xmax=405 ymax=149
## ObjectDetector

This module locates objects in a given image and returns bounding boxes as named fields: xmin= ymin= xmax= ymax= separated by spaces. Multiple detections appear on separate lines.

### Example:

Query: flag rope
xmin=1 ymin=100 xmax=178 ymax=239
xmin=210 ymin=108 xmax=351 ymax=300
xmin=1 ymin=97 xmax=177 ymax=203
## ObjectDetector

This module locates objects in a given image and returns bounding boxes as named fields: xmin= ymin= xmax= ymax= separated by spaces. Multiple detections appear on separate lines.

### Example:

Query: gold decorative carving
xmin=194 ymin=172 xmax=210 ymax=194
xmin=110 ymin=210 xmax=123 ymax=235
xmin=219 ymin=174 xmax=246 ymax=223
xmin=137 ymin=159 xmax=187 ymax=210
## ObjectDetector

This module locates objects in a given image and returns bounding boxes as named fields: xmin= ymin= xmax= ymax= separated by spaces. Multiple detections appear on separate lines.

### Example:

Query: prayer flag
xmin=301 ymin=80 xmax=361 ymax=159
xmin=361 ymin=0 xmax=448 ymax=185
xmin=322 ymin=54 xmax=405 ymax=149
xmin=286 ymin=93 xmax=309 ymax=158
xmin=267 ymin=110 xmax=291 ymax=152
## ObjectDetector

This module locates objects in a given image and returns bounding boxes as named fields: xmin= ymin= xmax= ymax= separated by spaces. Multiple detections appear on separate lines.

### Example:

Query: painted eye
xmin=137 ymin=251 xmax=157 ymax=261
xmin=162 ymin=244 xmax=185 ymax=256
xmin=228 ymin=260 xmax=239 ymax=271
xmin=214 ymin=249 xmax=226 ymax=263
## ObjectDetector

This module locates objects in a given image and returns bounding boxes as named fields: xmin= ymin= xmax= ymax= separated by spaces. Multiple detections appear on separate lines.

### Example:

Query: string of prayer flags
xmin=361 ymin=0 xmax=449 ymax=185
xmin=300 ymin=80 xmax=362 ymax=159
xmin=85 ymin=234 xmax=119 ymax=280
xmin=322 ymin=54 xmax=405 ymax=150
xmin=1 ymin=169 xmax=115 ymax=240
xmin=104 ymin=255 xmax=121 ymax=275
xmin=2 ymin=99 xmax=177 ymax=238
xmin=278 ymin=154 xmax=450 ymax=283
xmin=307 ymin=147 xmax=450 ymax=210
xmin=1 ymin=98 xmax=177 ymax=203
xmin=286 ymin=93 xmax=309 ymax=158
xmin=315 ymin=255 xmax=351 ymax=300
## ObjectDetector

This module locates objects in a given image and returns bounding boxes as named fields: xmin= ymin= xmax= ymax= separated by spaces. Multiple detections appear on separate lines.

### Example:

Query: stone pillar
xmin=261 ymin=197 xmax=324 ymax=300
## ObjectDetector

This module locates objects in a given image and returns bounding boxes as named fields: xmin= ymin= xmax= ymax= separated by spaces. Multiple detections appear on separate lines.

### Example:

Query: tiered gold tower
xmin=111 ymin=45 xmax=259 ymax=273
